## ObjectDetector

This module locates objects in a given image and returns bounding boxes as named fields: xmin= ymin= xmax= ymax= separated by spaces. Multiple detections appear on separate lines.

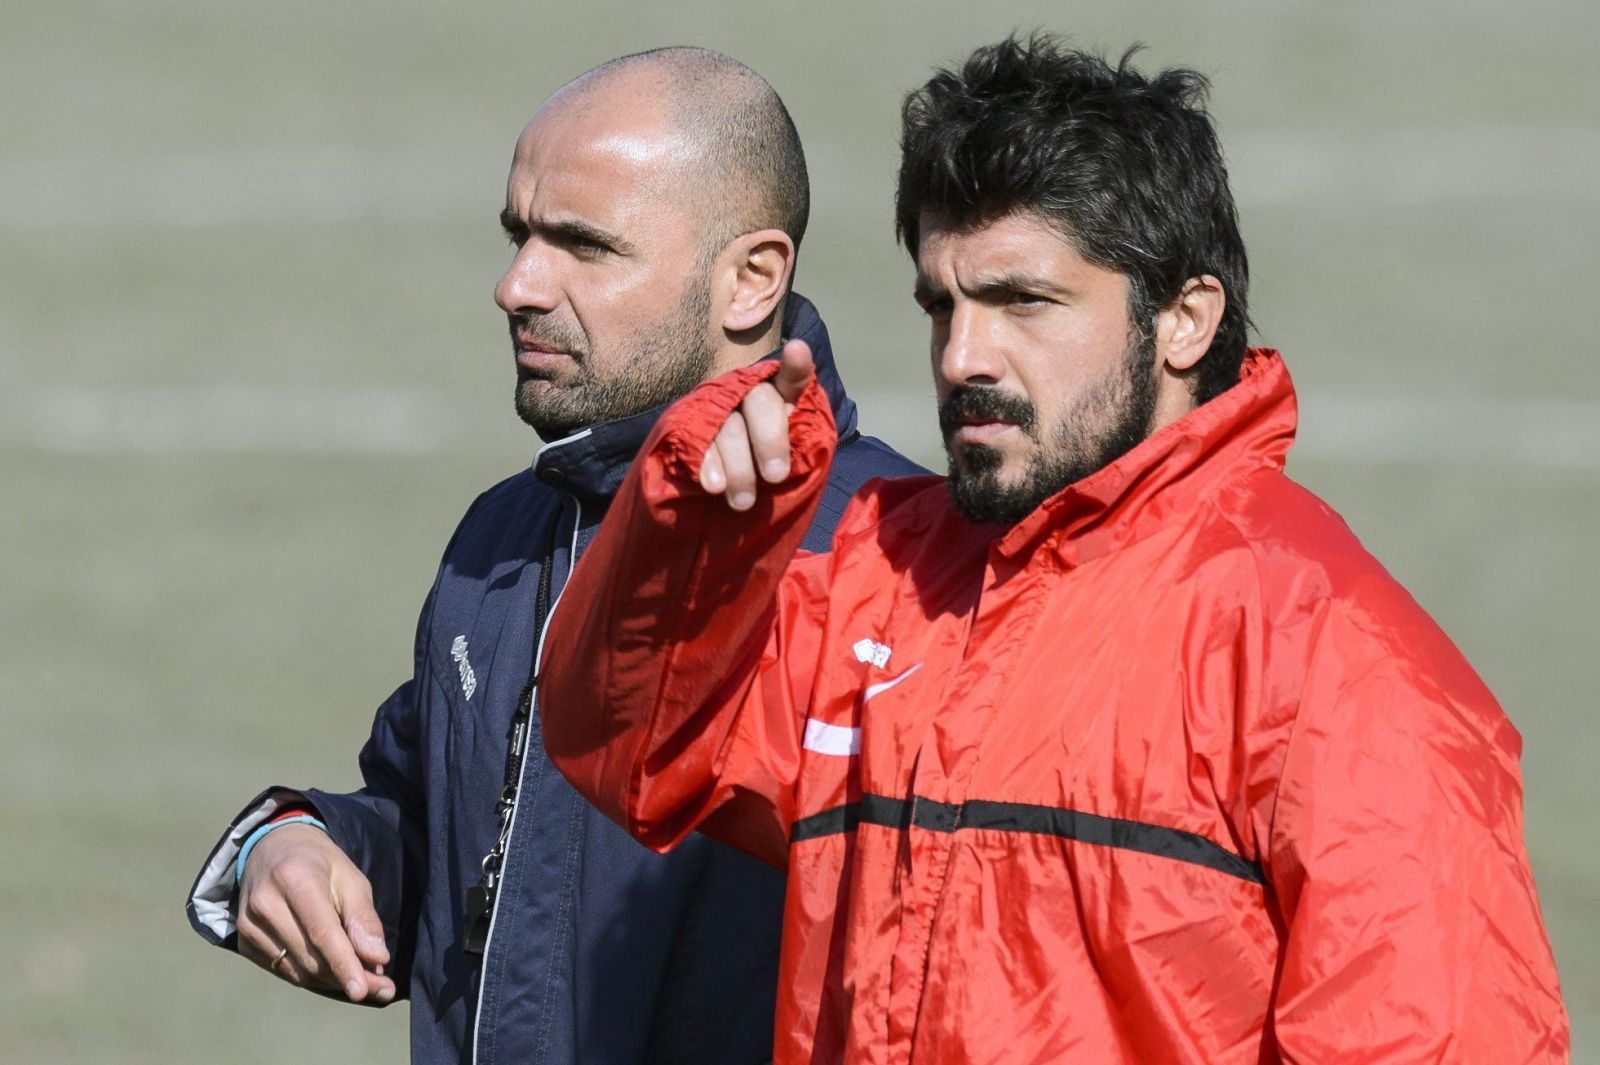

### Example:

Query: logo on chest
xmin=802 ymin=639 xmax=924 ymax=757
xmin=450 ymin=635 xmax=478 ymax=701
xmin=851 ymin=636 xmax=922 ymax=702
xmin=853 ymin=638 xmax=893 ymax=668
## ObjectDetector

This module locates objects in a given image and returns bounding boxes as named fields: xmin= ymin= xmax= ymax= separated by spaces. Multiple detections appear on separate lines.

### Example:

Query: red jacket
xmin=542 ymin=350 xmax=1568 ymax=1063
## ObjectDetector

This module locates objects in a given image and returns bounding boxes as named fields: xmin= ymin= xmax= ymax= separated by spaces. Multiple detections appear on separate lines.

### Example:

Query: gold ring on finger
xmin=269 ymin=946 xmax=289 ymax=972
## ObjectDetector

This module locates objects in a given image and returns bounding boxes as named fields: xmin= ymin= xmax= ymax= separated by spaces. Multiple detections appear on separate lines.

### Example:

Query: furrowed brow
xmin=971 ymin=271 xmax=1061 ymax=298
xmin=499 ymin=209 xmax=630 ymax=254
xmin=541 ymin=217 xmax=631 ymax=253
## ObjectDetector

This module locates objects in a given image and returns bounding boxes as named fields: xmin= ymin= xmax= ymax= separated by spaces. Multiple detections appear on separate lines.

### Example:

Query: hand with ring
xmin=237 ymin=822 xmax=396 ymax=1003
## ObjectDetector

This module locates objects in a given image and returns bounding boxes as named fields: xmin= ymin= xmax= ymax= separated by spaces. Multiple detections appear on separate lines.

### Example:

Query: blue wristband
xmin=235 ymin=814 xmax=328 ymax=884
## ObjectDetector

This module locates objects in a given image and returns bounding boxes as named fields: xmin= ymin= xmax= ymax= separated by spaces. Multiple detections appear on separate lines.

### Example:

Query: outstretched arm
xmin=541 ymin=341 xmax=836 ymax=868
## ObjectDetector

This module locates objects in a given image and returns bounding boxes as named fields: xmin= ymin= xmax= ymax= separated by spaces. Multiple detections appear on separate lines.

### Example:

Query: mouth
xmin=513 ymin=336 xmax=575 ymax=374
xmin=948 ymin=416 xmax=1020 ymax=446
xmin=938 ymin=386 xmax=1034 ymax=449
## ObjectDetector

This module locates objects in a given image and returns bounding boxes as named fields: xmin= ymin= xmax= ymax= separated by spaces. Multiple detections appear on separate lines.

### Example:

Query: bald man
xmin=185 ymin=48 xmax=920 ymax=1064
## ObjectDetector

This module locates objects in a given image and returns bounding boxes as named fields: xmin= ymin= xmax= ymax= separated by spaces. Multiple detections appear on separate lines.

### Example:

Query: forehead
xmin=505 ymin=89 xmax=698 ymax=228
xmin=915 ymin=210 xmax=1111 ymax=287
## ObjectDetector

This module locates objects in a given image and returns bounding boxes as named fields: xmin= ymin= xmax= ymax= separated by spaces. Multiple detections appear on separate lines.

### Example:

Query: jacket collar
xmin=991 ymin=348 xmax=1298 ymax=568
xmin=531 ymin=293 xmax=858 ymax=506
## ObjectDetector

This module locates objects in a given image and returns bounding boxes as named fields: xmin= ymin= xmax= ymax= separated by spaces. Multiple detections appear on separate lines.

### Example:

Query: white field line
xmin=0 ymin=145 xmax=489 ymax=231
xmin=2 ymin=384 xmax=451 ymax=456
xmin=8 ymin=384 xmax=1597 ymax=469
xmin=1 ymin=125 xmax=1597 ymax=231
xmin=1300 ymin=393 xmax=1600 ymax=470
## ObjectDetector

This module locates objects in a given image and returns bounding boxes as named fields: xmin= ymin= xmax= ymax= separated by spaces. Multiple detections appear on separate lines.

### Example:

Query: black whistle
xmin=462 ymin=883 xmax=492 ymax=955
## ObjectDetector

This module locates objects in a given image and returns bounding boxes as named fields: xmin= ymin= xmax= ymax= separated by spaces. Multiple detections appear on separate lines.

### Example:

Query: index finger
xmin=296 ymin=890 xmax=376 ymax=1001
xmin=771 ymin=338 xmax=814 ymax=405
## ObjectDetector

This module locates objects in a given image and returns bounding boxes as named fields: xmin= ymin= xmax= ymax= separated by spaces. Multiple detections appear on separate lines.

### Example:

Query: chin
xmin=515 ymin=391 xmax=573 ymax=439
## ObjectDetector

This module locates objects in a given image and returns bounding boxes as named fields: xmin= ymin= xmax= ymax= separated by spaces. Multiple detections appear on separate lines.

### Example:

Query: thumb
xmin=772 ymin=338 xmax=814 ymax=405
xmin=337 ymin=883 xmax=391 ymax=967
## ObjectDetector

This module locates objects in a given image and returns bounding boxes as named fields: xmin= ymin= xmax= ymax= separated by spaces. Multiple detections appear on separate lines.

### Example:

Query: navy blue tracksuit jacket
xmin=187 ymin=295 xmax=923 ymax=1063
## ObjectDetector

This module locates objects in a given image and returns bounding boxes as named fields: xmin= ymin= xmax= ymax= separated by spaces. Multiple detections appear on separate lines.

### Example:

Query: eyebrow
xmin=499 ymin=207 xmax=632 ymax=254
xmin=914 ymin=270 xmax=1066 ymax=306
xmin=969 ymin=270 xmax=1065 ymax=299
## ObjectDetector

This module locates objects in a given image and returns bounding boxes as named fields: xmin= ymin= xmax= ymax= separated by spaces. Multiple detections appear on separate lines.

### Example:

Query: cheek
xmin=569 ymin=264 xmax=657 ymax=336
xmin=1015 ymin=307 xmax=1129 ymax=395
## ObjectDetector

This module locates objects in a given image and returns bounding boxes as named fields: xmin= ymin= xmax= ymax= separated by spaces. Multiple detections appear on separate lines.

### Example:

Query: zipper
xmin=470 ymin=430 xmax=590 ymax=1065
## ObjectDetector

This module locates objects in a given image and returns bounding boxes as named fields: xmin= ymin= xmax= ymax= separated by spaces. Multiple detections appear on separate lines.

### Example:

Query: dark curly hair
xmin=896 ymin=34 xmax=1251 ymax=403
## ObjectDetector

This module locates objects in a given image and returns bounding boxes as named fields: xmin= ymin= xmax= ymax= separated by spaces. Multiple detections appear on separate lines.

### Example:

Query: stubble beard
xmin=944 ymin=328 xmax=1158 ymax=526
xmin=513 ymin=267 xmax=716 ymax=440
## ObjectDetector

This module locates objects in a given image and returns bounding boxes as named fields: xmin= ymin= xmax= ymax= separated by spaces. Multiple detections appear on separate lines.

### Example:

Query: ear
xmin=1154 ymin=275 xmax=1226 ymax=373
xmin=714 ymin=229 xmax=796 ymax=334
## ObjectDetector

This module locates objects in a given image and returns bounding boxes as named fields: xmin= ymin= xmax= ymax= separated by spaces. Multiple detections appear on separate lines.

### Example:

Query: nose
xmin=934 ymin=303 xmax=1006 ymax=389
xmin=494 ymin=241 xmax=561 ymax=316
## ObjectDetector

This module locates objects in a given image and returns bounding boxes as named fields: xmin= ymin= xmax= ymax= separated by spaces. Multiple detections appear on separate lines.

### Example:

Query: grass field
xmin=3 ymin=1 xmax=1596 ymax=1060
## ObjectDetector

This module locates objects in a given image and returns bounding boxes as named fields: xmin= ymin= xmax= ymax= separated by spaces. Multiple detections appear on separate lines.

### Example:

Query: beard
xmin=942 ymin=328 xmax=1158 ymax=525
xmin=512 ymin=266 xmax=716 ymax=440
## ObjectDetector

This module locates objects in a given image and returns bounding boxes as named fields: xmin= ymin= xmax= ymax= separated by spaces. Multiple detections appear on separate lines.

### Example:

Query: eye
xmin=1000 ymin=289 xmax=1052 ymax=309
xmin=553 ymin=229 xmax=617 ymax=261
xmin=917 ymin=294 xmax=953 ymax=318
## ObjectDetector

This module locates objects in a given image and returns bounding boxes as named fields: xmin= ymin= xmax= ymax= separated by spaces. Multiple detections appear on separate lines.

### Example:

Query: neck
xmin=1148 ymin=365 xmax=1200 ymax=437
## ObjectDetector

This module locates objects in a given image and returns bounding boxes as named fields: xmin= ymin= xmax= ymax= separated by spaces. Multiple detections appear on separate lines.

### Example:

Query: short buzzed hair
xmin=584 ymin=46 xmax=811 ymax=255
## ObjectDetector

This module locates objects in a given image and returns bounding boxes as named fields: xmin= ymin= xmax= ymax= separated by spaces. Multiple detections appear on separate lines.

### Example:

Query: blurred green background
xmin=3 ymin=1 xmax=1595 ymax=1060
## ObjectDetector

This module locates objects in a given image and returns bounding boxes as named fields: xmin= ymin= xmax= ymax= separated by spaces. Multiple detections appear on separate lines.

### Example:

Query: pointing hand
xmin=698 ymin=339 xmax=815 ymax=510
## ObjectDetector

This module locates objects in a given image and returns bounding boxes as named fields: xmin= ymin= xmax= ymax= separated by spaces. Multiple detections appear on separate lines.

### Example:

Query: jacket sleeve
xmin=1264 ymin=603 xmax=1569 ymax=1061
xmin=186 ymin=513 xmax=466 ymax=1002
xmin=541 ymin=361 xmax=837 ymax=870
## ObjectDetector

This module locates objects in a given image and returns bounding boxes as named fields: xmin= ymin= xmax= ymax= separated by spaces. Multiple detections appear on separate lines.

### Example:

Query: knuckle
xmin=275 ymin=863 xmax=319 ymax=897
xmin=755 ymin=419 xmax=784 ymax=447
xmin=302 ymin=915 xmax=338 ymax=943
xmin=266 ymin=859 xmax=299 ymax=889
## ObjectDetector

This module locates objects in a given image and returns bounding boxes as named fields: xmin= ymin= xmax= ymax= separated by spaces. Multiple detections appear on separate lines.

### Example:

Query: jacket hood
xmin=994 ymin=347 xmax=1297 ymax=567
xmin=531 ymin=292 xmax=858 ymax=506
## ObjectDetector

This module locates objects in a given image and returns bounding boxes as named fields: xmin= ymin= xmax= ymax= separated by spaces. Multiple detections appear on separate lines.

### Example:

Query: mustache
xmin=938 ymin=386 xmax=1037 ymax=436
xmin=508 ymin=313 xmax=589 ymax=359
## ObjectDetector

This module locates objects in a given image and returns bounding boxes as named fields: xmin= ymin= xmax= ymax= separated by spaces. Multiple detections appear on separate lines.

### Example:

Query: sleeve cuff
xmin=186 ymin=788 xmax=316 ymax=944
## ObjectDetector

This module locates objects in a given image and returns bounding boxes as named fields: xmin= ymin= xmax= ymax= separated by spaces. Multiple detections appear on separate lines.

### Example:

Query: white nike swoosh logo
xmin=803 ymin=719 xmax=859 ymax=756
xmin=864 ymin=662 xmax=922 ymax=702
xmin=803 ymin=665 xmax=925 ymax=757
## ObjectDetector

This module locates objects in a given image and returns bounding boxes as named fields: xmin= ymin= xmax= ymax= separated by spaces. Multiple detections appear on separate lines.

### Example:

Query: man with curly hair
xmin=540 ymin=36 xmax=1569 ymax=1063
